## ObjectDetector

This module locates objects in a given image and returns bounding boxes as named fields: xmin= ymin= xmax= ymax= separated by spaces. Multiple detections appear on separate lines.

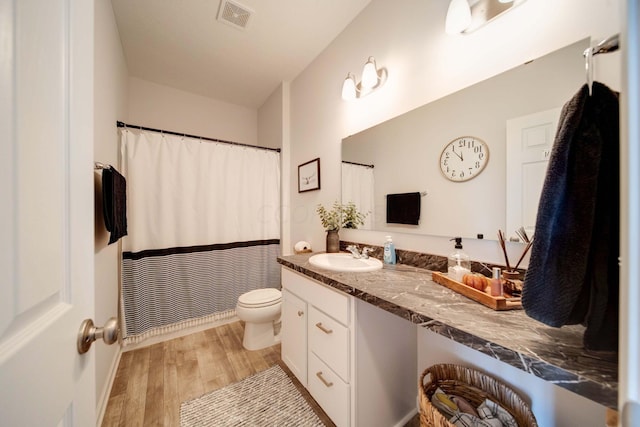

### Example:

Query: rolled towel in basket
xmin=478 ymin=399 xmax=517 ymax=427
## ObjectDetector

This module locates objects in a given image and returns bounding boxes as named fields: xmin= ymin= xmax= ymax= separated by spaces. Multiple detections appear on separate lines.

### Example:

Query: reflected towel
xmin=386 ymin=192 xmax=421 ymax=225
xmin=102 ymin=167 xmax=128 ymax=244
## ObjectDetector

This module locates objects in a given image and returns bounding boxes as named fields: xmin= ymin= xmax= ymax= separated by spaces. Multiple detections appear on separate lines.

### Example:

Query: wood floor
xmin=102 ymin=321 xmax=335 ymax=426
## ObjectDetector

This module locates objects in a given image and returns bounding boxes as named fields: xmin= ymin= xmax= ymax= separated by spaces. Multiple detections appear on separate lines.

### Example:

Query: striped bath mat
xmin=180 ymin=365 xmax=324 ymax=427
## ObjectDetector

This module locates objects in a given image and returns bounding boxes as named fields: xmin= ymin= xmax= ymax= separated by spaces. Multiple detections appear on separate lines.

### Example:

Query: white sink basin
xmin=308 ymin=253 xmax=383 ymax=273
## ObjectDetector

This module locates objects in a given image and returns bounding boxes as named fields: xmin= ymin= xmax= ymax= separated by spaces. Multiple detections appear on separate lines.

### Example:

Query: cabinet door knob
xmin=297 ymin=310 xmax=304 ymax=317
xmin=315 ymin=322 xmax=333 ymax=334
xmin=316 ymin=371 xmax=334 ymax=388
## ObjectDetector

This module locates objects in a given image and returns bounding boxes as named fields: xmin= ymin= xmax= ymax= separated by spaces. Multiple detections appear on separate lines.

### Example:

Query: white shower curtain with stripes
xmin=119 ymin=128 xmax=281 ymax=343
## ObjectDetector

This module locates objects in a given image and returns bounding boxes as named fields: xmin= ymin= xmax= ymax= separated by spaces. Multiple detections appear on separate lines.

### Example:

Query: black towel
xmin=386 ymin=192 xmax=421 ymax=225
xmin=102 ymin=167 xmax=128 ymax=244
xmin=522 ymin=82 xmax=619 ymax=352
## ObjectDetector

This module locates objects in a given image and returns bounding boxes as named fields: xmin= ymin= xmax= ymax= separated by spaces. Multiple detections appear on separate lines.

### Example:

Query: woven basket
xmin=419 ymin=364 xmax=538 ymax=427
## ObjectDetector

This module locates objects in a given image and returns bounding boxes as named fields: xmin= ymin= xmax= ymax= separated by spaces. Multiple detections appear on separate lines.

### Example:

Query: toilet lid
xmin=238 ymin=288 xmax=282 ymax=307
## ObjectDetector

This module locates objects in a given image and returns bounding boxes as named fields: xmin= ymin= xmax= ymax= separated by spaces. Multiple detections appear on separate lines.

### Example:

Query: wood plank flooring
xmin=102 ymin=321 xmax=334 ymax=426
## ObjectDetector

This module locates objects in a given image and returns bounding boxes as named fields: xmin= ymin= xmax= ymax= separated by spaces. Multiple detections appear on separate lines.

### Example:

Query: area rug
xmin=180 ymin=365 xmax=325 ymax=426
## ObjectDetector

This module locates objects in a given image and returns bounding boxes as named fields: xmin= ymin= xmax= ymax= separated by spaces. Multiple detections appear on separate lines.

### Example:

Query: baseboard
xmin=394 ymin=408 xmax=419 ymax=427
xmin=96 ymin=347 xmax=122 ymax=427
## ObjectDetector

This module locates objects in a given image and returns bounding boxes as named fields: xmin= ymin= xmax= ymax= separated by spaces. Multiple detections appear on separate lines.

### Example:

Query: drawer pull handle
xmin=316 ymin=371 xmax=333 ymax=388
xmin=297 ymin=310 xmax=304 ymax=317
xmin=315 ymin=322 xmax=333 ymax=334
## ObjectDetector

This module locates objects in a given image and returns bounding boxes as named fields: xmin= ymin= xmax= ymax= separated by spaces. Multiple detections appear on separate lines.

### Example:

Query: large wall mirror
xmin=342 ymin=38 xmax=589 ymax=241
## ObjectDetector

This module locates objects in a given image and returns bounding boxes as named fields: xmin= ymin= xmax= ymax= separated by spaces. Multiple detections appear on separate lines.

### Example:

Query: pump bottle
xmin=383 ymin=236 xmax=396 ymax=265
xmin=447 ymin=237 xmax=470 ymax=282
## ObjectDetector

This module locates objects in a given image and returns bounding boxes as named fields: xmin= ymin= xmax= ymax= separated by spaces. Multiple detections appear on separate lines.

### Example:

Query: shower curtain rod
xmin=342 ymin=160 xmax=374 ymax=168
xmin=116 ymin=121 xmax=281 ymax=153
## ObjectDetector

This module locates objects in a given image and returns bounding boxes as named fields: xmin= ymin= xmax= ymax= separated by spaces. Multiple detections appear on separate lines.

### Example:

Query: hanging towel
xmin=386 ymin=192 xmax=421 ymax=225
xmin=102 ymin=166 xmax=128 ymax=244
xmin=522 ymin=82 xmax=619 ymax=352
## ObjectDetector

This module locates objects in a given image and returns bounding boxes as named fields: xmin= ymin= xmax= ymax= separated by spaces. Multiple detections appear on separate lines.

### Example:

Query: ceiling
xmin=111 ymin=0 xmax=372 ymax=109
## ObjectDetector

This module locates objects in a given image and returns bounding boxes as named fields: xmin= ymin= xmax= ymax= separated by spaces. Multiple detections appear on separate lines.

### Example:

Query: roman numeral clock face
xmin=439 ymin=136 xmax=489 ymax=182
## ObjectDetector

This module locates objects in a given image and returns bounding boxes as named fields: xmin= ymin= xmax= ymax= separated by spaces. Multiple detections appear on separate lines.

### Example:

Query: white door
xmin=0 ymin=0 xmax=95 ymax=426
xmin=505 ymin=108 xmax=561 ymax=241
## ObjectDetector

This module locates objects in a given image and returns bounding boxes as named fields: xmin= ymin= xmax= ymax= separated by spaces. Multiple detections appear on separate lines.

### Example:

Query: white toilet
xmin=236 ymin=288 xmax=282 ymax=351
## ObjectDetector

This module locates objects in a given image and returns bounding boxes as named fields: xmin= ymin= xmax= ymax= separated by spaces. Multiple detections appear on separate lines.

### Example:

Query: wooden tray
xmin=431 ymin=271 xmax=522 ymax=311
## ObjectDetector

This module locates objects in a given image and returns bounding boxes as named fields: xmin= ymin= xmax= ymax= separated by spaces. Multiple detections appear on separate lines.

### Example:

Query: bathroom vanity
xmin=281 ymin=267 xmax=416 ymax=427
xmin=278 ymin=252 xmax=617 ymax=426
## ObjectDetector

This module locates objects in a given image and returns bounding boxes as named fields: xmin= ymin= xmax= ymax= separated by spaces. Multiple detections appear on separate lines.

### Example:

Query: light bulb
xmin=445 ymin=0 xmax=471 ymax=35
xmin=361 ymin=57 xmax=379 ymax=89
xmin=341 ymin=73 xmax=357 ymax=100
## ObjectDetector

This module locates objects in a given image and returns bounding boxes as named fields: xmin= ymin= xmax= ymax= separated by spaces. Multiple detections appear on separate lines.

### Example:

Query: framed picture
xmin=298 ymin=158 xmax=321 ymax=193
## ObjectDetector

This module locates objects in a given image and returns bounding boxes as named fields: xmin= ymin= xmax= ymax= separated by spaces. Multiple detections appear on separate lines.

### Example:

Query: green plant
xmin=316 ymin=201 xmax=367 ymax=231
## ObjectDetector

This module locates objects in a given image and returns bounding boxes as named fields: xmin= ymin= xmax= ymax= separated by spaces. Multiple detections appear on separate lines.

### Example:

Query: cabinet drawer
xmin=308 ymin=306 xmax=349 ymax=382
xmin=308 ymin=352 xmax=350 ymax=427
xmin=282 ymin=268 xmax=350 ymax=325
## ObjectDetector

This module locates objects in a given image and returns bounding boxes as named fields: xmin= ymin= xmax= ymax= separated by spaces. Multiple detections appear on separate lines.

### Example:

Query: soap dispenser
xmin=447 ymin=237 xmax=470 ymax=282
xmin=383 ymin=236 xmax=396 ymax=265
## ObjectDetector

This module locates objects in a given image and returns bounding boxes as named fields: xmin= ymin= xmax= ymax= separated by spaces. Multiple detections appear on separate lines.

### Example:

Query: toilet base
xmin=242 ymin=320 xmax=281 ymax=351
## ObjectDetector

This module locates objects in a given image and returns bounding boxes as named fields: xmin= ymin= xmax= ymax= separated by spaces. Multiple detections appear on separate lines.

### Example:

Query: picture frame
xmin=298 ymin=158 xmax=321 ymax=193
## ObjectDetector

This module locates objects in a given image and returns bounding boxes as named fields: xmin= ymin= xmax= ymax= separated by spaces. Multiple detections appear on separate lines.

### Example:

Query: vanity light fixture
xmin=445 ymin=0 xmax=526 ymax=34
xmin=445 ymin=0 xmax=472 ymax=35
xmin=341 ymin=56 xmax=385 ymax=100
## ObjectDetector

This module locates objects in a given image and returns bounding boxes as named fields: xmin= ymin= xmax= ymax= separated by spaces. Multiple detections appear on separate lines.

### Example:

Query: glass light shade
xmin=361 ymin=57 xmax=379 ymax=89
xmin=445 ymin=0 xmax=472 ymax=34
xmin=341 ymin=74 xmax=357 ymax=100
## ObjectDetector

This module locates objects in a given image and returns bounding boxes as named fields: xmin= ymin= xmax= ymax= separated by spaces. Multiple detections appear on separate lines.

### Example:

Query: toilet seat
xmin=238 ymin=288 xmax=281 ymax=308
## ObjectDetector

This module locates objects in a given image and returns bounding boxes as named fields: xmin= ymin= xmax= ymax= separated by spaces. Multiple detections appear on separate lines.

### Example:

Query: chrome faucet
xmin=361 ymin=247 xmax=373 ymax=259
xmin=346 ymin=245 xmax=361 ymax=258
xmin=346 ymin=245 xmax=374 ymax=259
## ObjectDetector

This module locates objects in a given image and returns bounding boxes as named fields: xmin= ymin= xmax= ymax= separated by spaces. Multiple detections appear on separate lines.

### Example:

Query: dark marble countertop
xmin=277 ymin=253 xmax=618 ymax=409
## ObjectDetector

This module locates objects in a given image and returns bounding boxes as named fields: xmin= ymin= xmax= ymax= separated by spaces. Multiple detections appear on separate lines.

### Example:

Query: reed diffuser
xmin=497 ymin=228 xmax=534 ymax=280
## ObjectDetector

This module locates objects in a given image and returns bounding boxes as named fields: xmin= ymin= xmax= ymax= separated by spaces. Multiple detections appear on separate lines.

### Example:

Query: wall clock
xmin=439 ymin=136 xmax=489 ymax=182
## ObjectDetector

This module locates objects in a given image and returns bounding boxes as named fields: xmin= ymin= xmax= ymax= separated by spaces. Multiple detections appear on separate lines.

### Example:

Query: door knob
xmin=77 ymin=317 xmax=119 ymax=354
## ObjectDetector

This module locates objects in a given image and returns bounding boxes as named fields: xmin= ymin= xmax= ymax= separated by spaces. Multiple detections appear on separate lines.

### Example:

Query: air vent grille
xmin=218 ymin=0 xmax=253 ymax=30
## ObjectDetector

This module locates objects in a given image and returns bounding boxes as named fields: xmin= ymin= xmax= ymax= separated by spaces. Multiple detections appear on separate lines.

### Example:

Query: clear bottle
xmin=447 ymin=237 xmax=470 ymax=282
xmin=383 ymin=236 xmax=397 ymax=265
xmin=491 ymin=267 xmax=503 ymax=297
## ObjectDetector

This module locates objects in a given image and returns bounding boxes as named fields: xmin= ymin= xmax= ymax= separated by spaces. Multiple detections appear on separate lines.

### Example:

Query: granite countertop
xmin=277 ymin=252 xmax=618 ymax=409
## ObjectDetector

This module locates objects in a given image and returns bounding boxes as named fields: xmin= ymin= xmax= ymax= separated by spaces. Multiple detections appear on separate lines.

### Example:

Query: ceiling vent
xmin=217 ymin=0 xmax=254 ymax=31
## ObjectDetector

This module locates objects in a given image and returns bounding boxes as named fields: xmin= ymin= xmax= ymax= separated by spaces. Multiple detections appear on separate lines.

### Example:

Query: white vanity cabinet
xmin=281 ymin=267 xmax=353 ymax=426
xmin=281 ymin=266 xmax=417 ymax=427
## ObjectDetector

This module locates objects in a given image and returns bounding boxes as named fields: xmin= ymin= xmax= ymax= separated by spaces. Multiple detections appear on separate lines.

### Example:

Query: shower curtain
xmin=119 ymin=128 xmax=281 ymax=343
xmin=341 ymin=162 xmax=375 ymax=230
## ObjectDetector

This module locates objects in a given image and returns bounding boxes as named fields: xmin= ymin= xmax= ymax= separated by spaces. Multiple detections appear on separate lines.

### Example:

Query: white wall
xmin=259 ymin=82 xmax=291 ymax=253
xmin=258 ymin=83 xmax=284 ymax=150
xmin=288 ymin=0 xmax=621 ymax=265
xmin=93 ymin=0 xmax=129 ymax=418
xmin=128 ymin=77 xmax=258 ymax=146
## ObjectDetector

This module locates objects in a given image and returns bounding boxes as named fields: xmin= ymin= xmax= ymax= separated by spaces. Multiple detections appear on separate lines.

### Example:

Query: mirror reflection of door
xmin=505 ymin=108 xmax=561 ymax=240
